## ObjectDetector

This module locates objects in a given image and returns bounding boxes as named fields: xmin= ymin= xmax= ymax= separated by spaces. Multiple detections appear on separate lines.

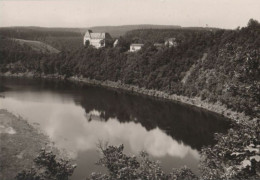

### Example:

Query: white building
xmin=83 ymin=30 xmax=112 ymax=48
xmin=165 ymin=38 xmax=178 ymax=47
xmin=129 ymin=44 xmax=144 ymax=52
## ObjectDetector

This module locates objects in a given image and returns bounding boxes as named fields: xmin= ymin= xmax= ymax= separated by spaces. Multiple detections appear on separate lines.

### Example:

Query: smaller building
xmin=129 ymin=44 xmax=144 ymax=52
xmin=113 ymin=39 xmax=119 ymax=48
xmin=165 ymin=38 xmax=177 ymax=48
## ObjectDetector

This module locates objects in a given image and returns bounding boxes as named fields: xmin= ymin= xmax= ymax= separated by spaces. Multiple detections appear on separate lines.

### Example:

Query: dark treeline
xmin=0 ymin=27 xmax=82 ymax=39
xmin=0 ymin=27 xmax=83 ymax=51
xmin=0 ymin=19 xmax=259 ymax=117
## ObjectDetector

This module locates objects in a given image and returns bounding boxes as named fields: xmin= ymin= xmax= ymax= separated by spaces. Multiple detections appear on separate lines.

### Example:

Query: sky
xmin=0 ymin=0 xmax=259 ymax=29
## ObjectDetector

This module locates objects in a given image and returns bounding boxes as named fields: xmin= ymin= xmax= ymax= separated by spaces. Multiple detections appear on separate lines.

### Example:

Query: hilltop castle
xmin=83 ymin=30 xmax=112 ymax=48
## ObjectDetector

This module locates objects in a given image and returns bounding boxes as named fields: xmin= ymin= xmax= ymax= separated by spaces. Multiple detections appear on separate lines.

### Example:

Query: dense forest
xmin=1 ymin=19 xmax=259 ymax=179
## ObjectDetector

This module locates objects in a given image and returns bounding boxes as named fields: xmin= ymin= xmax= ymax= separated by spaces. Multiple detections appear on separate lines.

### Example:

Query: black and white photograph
xmin=0 ymin=0 xmax=259 ymax=179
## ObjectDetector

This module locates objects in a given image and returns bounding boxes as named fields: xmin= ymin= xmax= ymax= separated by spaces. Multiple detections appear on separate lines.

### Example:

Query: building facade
xmin=165 ymin=38 xmax=178 ymax=47
xmin=129 ymin=44 xmax=144 ymax=52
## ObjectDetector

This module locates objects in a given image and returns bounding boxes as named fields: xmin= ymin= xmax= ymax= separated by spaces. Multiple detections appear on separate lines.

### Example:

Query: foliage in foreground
xmin=16 ymin=149 xmax=76 ymax=180
xmin=89 ymin=144 xmax=198 ymax=180
xmin=200 ymin=119 xmax=260 ymax=180
xmin=89 ymin=120 xmax=260 ymax=180
xmin=16 ymin=117 xmax=259 ymax=180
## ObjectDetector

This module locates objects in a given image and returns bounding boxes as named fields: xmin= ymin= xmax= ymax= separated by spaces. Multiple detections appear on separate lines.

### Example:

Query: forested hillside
xmin=1 ymin=20 xmax=258 ymax=118
xmin=0 ymin=25 xmax=183 ymax=50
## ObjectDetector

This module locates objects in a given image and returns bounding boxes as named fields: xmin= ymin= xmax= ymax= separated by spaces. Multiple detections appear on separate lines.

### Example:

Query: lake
xmin=0 ymin=77 xmax=230 ymax=179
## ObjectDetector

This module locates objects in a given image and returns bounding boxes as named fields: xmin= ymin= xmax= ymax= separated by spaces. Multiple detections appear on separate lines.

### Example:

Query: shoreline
xmin=0 ymin=109 xmax=53 ymax=179
xmin=0 ymin=71 xmax=252 ymax=123
xmin=0 ymin=109 xmax=75 ymax=180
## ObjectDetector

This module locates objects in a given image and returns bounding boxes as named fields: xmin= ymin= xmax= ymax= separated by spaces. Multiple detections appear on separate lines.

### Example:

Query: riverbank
xmin=0 ymin=72 xmax=253 ymax=124
xmin=0 ymin=109 xmax=59 ymax=180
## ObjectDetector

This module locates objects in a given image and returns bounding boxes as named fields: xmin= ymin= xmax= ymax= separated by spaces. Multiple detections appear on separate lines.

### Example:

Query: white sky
xmin=0 ymin=0 xmax=259 ymax=29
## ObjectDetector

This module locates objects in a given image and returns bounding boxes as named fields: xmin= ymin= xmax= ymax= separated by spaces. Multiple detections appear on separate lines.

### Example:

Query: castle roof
xmin=84 ymin=30 xmax=111 ymax=39
xmin=89 ymin=33 xmax=106 ymax=39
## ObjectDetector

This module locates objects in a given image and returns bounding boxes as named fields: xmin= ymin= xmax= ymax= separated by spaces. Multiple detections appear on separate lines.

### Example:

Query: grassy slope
xmin=13 ymin=38 xmax=60 ymax=54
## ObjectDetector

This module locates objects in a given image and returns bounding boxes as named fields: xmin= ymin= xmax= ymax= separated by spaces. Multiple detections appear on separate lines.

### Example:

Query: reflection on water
xmin=0 ymin=77 xmax=230 ymax=179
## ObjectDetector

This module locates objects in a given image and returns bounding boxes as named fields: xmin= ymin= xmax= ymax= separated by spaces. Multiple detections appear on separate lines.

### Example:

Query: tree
xmin=247 ymin=19 xmax=260 ymax=29
xmin=90 ymin=144 xmax=198 ymax=180
xmin=16 ymin=149 xmax=76 ymax=180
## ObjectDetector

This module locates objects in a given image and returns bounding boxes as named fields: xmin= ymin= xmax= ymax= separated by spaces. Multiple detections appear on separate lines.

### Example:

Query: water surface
xmin=0 ymin=77 xmax=230 ymax=179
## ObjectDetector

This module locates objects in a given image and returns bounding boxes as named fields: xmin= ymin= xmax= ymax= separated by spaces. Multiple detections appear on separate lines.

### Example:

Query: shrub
xmin=200 ymin=119 xmax=260 ymax=180
xmin=16 ymin=149 xmax=76 ymax=180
